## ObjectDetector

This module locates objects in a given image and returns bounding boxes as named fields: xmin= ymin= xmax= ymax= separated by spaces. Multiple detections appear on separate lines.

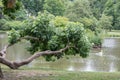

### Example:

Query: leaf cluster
xmin=2 ymin=0 xmax=22 ymax=19
xmin=8 ymin=12 xmax=91 ymax=61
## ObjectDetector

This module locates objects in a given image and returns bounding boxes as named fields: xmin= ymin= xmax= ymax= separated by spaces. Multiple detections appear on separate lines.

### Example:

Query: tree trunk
xmin=0 ymin=65 xmax=3 ymax=79
xmin=0 ymin=45 xmax=72 ymax=69
xmin=7 ymin=0 xmax=16 ymax=8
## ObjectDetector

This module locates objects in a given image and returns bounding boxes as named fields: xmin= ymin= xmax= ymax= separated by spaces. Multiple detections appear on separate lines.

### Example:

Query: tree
xmin=98 ymin=14 xmax=113 ymax=30
xmin=64 ymin=0 xmax=93 ymax=22
xmin=0 ymin=0 xmax=91 ymax=78
xmin=2 ymin=0 xmax=22 ymax=19
xmin=104 ymin=0 xmax=120 ymax=30
xmin=21 ymin=0 xmax=45 ymax=16
xmin=80 ymin=17 xmax=98 ymax=31
xmin=43 ymin=0 xmax=65 ymax=16
xmin=89 ymin=0 xmax=107 ymax=19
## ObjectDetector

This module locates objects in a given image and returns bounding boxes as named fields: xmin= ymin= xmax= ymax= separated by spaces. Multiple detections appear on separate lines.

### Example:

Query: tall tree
xmin=21 ymin=0 xmax=45 ymax=16
xmin=64 ymin=0 xmax=93 ymax=22
xmin=2 ymin=0 xmax=22 ymax=19
xmin=104 ymin=0 xmax=120 ymax=30
xmin=98 ymin=14 xmax=113 ymax=30
xmin=43 ymin=0 xmax=65 ymax=16
xmin=89 ymin=0 xmax=107 ymax=19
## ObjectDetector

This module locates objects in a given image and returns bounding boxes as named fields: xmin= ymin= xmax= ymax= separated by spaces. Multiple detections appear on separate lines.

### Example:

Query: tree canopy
xmin=8 ymin=11 xmax=91 ymax=61
xmin=0 ymin=0 xmax=91 ymax=70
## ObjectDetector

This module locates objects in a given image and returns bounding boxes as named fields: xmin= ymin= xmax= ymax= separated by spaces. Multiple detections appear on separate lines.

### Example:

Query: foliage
xmin=98 ymin=14 xmax=113 ymax=30
xmin=0 ymin=0 xmax=3 ymax=7
xmin=21 ymin=0 xmax=44 ymax=16
xmin=21 ymin=0 xmax=65 ymax=16
xmin=2 ymin=0 xmax=120 ymax=62
xmin=43 ymin=0 xmax=65 ymax=16
xmin=2 ymin=20 xmax=24 ymax=30
xmin=8 ymin=29 xmax=20 ymax=44
xmin=89 ymin=0 xmax=107 ymax=19
xmin=86 ymin=29 xmax=104 ymax=47
xmin=104 ymin=0 xmax=120 ymax=30
xmin=80 ymin=17 xmax=98 ymax=31
xmin=13 ymin=8 xmax=27 ymax=20
xmin=53 ymin=16 xmax=69 ymax=27
xmin=0 ymin=16 xmax=25 ymax=31
xmin=64 ymin=0 xmax=115 ymax=46
xmin=2 ymin=0 xmax=22 ymax=19
xmin=0 ymin=19 xmax=6 ymax=30
xmin=65 ymin=0 xmax=93 ymax=22
xmin=8 ymin=12 xmax=91 ymax=61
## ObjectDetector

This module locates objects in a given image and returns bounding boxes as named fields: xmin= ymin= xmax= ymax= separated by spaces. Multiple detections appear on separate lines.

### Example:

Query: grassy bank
xmin=106 ymin=30 xmax=120 ymax=37
xmin=1 ymin=69 xmax=120 ymax=80
xmin=0 ymin=31 xmax=7 ymax=34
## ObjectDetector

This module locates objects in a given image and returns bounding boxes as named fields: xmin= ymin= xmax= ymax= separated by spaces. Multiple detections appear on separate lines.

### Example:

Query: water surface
xmin=0 ymin=33 xmax=120 ymax=72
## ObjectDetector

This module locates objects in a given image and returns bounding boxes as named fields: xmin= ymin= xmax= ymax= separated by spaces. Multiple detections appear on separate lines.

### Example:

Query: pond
xmin=0 ymin=33 xmax=120 ymax=72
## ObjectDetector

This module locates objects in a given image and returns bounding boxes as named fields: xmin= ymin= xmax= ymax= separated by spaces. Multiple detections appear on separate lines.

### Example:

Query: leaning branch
xmin=0 ymin=36 xmax=39 ymax=57
xmin=0 ymin=44 xmax=11 ymax=58
xmin=0 ymin=45 xmax=70 ymax=69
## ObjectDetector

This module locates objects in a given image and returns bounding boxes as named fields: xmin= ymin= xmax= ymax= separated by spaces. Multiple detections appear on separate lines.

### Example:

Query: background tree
xmin=65 ymin=0 xmax=93 ymax=22
xmin=62 ymin=0 xmax=105 ymax=48
xmin=98 ymin=14 xmax=113 ymax=30
xmin=89 ymin=0 xmax=107 ymax=19
xmin=104 ymin=0 xmax=120 ymax=30
xmin=2 ymin=0 xmax=22 ymax=19
xmin=43 ymin=0 xmax=65 ymax=16
xmin=21 ymin=0 xmax=45 ymax=16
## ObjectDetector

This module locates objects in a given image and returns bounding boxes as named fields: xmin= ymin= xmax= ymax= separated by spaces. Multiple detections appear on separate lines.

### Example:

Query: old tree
xmin=0 ymin=0 xmax=91 ymax=78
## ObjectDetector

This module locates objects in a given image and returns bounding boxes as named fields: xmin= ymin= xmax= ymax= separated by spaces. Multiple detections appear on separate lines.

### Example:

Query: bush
xmin=0 ymin=19 xmax=6 ymax=30
xmin=8 ymin=12 xmax=91 ymax=61
xmin=2 ymin=20 xmax=24 ymax=30
xmin=86 ymin=29 xmax=103 ymax=48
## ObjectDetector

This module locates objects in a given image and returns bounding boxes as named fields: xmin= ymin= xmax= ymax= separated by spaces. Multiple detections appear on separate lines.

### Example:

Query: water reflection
xmin=102 ymin=38 xmax=116 ymax=48
xmin=0 ymin=33 xmax=120 ymax=72
xmin=83 ymin=60 xmax=95 ymax=71
xmin=109 ymin=62 xmax=116 ymax=72
xmin=67 ymin=66 xmax=74 ymax=71
xmin=95 ymin=50 xmax=103 ymax=56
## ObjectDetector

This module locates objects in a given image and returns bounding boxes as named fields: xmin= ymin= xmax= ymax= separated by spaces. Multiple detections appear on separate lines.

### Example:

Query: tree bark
xmin=7 ymin=0 xmax=16 ymax=8
xmin=0 ymin=45 xmax=71 ymax=69
xmin=0 ymin=36 xmax=76 ymax=69
xmin=0 ymin=65 xmax=3 ymax=79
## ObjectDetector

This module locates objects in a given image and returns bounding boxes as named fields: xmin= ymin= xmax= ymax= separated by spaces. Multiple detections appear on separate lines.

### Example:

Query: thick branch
xmin=0 ymin=36 xmax=39 ymax=57
xmin=0 ymin=46 xmax=70 ymax=69
xmin=0 ymin=44 xmax=11 ymax=58
xmin=21 ymin=36 xmax=39 ymax=41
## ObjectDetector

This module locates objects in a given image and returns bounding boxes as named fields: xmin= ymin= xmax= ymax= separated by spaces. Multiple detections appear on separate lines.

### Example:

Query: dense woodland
xmin=1 ymin=0 xmax=120 ymax=29
xmin=0 ymin=0 xmax=119 ymax=70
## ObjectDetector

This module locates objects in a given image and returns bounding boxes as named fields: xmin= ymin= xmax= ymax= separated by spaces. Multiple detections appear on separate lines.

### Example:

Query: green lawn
xmin=2 ymin=69 xmax=120 ymax=80
xmin=107 ymin=30 xmax=120 ymax=37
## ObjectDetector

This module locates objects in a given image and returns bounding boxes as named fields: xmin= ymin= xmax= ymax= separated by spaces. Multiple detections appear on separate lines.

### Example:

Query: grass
xmin=0 ymin=31 xmax=7 ymax=34
xmin=1 ymin=69 xmax=120 ymax=80
xmin=106 ymin=30 xmax=120 ymax=37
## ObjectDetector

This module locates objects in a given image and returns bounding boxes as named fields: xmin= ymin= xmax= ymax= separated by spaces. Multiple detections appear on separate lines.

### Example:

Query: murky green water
xmin=0 ymin=33 xmax=120 ymax=72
